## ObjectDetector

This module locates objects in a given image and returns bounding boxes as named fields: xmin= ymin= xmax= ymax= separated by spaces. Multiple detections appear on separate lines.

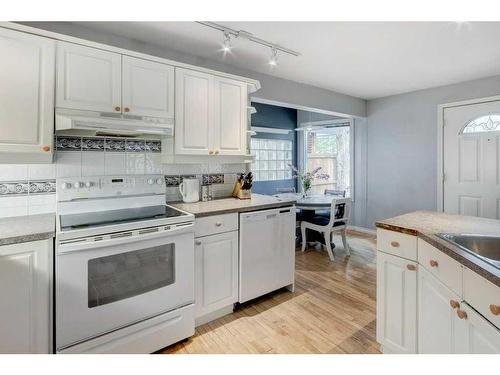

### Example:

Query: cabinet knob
xmin=490 ymin=304 xmax=500 ymax=315
xmin=115 ymin=106 xmax=121 ymax=112
xmin=214 ymin=150 xmax=220 ymax=155
xmin=42 ymin=145 xmax=51 ymax=152
xmin=390 ymin=241 xmax=400 ymax=248
xmin=124 ymin=107 xmax=130 ymax=113
xmin=429 ymin=259 xmax=439 ymax=268
xmin=208 ymin=150 xmax=214 ymax=155
xmin=456 ymin=309 xmax=468 ymax=320
xmin=406 ymin=264 xmax=416 ymax=271
xmin=215 ymin=222 xmax=222 ymax=227
xmin=195 ymin=240 xmax=202 ymax=245
xmin=449 ymin=299 xmax=460 ymax=309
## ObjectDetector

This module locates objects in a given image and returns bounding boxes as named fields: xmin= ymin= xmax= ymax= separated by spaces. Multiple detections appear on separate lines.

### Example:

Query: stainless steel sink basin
xmin=437 ymin=233 xmax=500 ymax=270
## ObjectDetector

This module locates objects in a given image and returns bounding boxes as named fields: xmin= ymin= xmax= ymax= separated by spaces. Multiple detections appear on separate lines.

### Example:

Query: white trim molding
xmin=436 ymin=94 xmax=500 ymax=212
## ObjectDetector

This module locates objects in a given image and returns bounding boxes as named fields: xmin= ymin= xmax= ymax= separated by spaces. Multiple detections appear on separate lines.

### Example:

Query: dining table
xmin=273 ymin=192 xmax=338 ymax=210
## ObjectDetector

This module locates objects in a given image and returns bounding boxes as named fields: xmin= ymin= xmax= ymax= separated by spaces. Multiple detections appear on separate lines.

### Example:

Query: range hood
xmin=55 ymin=109 xmax=174 ymax=136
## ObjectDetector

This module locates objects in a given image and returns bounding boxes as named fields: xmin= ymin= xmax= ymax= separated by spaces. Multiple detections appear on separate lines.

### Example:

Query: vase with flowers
xmin=288 ymin=165 xmax=330 ymax=198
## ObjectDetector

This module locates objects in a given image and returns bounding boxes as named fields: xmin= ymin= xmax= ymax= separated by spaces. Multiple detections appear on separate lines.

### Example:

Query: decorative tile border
xmin=165 ymin=175 xmax=181 ymax=187
xmin=164 ymin=174 xmax=225 ymax=187
xmin=202 ymin=174 xmax=225 ymax=185
xmin=56 ymin=136 xmax=161 ymax=153
xmin=0 ymin=179 xmax=55 ymax=196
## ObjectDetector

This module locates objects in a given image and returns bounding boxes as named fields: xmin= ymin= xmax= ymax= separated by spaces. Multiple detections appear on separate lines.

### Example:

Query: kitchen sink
xmin=437 ymin=233 xmax=500 ymax=270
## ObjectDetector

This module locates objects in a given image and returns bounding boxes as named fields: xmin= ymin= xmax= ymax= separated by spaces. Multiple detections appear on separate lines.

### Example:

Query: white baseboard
xmin=347 ymin=225 xmax=376 ymax=235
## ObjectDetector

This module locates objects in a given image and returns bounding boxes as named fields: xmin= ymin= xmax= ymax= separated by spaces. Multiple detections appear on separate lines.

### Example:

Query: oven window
xmin=88 ymin=244 xmax=175 ymax=308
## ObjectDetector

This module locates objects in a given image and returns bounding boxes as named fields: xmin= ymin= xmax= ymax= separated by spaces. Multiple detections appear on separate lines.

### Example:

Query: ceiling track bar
xmin=197 ymin=21 xmax=301 ymax=57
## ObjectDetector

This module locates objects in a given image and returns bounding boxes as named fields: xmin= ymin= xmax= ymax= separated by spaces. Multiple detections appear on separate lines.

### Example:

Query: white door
xmin=0 ymin=240 xmax=51 ymax=353
xmin=376 ymin=251 xmax=417 ymax=354
xmin=56 ymin=42 xmax=122 ymax=113
xmin=213 ymin=77 xmax=247 ymax=155
xmin=122 ymin=56 xmax=174 ymax=119
xmin=175 ymin=68 xmax=214 ymax=155
xmin=418 ymin=266 xmax=462 ymax=353
xmin=0 ymin=28 xmax=54 ymax=163
xmin=194 ymin=231 xmax=238 ymax=320
xmin=454 ymin=303 xmax=500 ymax=354
xmin=443 ymin=100 xmax=500 ymax=218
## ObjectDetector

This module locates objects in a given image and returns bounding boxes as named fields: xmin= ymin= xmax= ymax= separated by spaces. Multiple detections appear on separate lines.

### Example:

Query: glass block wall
xmin=251 ymin=138 xmax=293 ymax=181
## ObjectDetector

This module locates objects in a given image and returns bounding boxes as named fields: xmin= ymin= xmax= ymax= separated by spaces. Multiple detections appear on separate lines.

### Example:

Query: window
xmin=304 ymin=123 xmax=352 ymax=196
xmin=461 ymin=114 xmax=500 ymax=134
xmin=251 ymin=138 xmax=293 ymax=181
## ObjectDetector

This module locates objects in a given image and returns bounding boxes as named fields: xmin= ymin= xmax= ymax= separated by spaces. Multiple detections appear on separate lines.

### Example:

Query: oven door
xmin=56 ymin=223 xmax=194 ymax=350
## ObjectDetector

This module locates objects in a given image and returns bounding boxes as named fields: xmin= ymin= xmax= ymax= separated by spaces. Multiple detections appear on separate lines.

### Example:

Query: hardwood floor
xmin=161 ymin=230 xmax=379 ymax=354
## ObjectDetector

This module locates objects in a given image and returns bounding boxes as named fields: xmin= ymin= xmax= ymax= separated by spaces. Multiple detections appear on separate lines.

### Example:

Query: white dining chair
xmin=300 ymin=197 xmax=352 ymax=261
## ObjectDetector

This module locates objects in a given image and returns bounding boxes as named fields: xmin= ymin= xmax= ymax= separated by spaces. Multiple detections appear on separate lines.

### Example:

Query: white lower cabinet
xmin=194 ymin=230 xmax=238 ymax=326
xmin=0 ymin=239 xmax=52 ymax=353
xmin=376 ymin=251 xmax=417 ymax=354
xmin=377 ymin=229 xmax=500 ymax=354
xmin=418 ymin=267 xmax=462 ymax=353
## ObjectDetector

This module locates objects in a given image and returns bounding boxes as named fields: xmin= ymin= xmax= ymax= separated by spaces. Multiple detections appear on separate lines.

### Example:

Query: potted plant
xmin=288 ymin=165 xmax=329 ymax=197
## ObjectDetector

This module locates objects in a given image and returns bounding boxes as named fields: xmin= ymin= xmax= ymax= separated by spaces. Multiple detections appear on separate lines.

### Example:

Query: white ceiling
xmin=73 ymin=22 xmax=500 ymax=99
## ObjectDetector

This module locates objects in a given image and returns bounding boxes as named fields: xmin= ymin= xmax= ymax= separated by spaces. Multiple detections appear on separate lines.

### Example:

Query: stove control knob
xmin=85 ymin=181 xmax=93 ymax=188
xmin=61 ymin=182 xmax=72 ymax=190
xmin=147 ymin=178 xmax=155 ymax=185
xmin=73 ymin=181 xmax=84 ymax=189
xmin=156 ymin=178 xmax=164 ymax=185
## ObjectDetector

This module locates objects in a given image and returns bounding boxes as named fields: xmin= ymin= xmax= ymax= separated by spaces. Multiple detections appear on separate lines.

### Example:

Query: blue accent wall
xmin=251 ymin=102 xmax=297 ymax=195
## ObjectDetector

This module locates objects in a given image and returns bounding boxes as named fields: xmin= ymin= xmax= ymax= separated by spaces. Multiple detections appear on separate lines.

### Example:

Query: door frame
xmin=437 ymin=94 xmax=500 ymax=212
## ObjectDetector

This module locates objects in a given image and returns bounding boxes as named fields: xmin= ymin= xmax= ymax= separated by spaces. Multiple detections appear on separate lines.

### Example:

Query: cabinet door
xmin=56 ymin=42 xmax=121 ymax=113
xmin=195 ymin=231 xmax=238 ymax=319
xmin=122 ymin=56 xmax=174 ymax=119
xmin=376 ymin=251 xmax=417 ymax=354
xmin=0 ymin=28 xmax=54 ymax=162
xmin=0 ymin=240 xmax=51 ymax=353
xmin=213 ymin=77 xmax=247 ymax=155
xmin=418 ymin=266 xmax=462 ymax=353
xmin=175 ymin=68 xmax=214 ymax=155
xmin=454 ymin=303 xmax=500 ymax=354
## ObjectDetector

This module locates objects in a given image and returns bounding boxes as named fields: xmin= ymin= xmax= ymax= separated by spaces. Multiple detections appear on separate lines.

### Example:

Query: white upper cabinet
xmin=214 ymin=77 xmax=247 ymax=155
xmin=57 ymin=42 xmax=122 ymax=113
xmin=175 ymin=68 xmax=248 ymax=156
xmin=122 ymin=56 xmax=174 ymax=119
xmin=175 ymin=68 xmax=214 ymax=155
xmin=0 ymin=28 xmax=55 ymax=163
xmin=376 ymin=251 xmax=417 ymax=354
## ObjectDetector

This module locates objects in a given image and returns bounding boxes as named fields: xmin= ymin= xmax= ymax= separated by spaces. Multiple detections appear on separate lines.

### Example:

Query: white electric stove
xmin=55 ymin=175 xmax=195 ymax=354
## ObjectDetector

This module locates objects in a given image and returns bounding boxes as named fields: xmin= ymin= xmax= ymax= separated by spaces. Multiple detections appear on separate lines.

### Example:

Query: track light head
xmin=269 ymin=48 xmax=278 ymax=66
xmin=222 ymin=32 xmax=232 ymax=53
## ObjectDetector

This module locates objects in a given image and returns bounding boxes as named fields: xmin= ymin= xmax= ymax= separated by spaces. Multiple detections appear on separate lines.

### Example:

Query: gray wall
xmin=19 ymin=22 xmax=366 ymax=118
xmin=365 ymin=75 xmax=500 ymax=227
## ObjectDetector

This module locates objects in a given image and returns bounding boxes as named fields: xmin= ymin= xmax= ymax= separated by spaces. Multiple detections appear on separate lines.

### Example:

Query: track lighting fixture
xmin=269 ymin=48 xmax=278 ymax=66
xmin=197 ymin=21 xmax=300 ymax=67
xmin=222 ymin=31 xmax=232 ymax=53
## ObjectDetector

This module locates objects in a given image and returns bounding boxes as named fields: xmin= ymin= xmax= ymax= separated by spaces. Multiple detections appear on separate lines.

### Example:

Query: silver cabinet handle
xmin=195 ymin=240 xmax=202 ymax=245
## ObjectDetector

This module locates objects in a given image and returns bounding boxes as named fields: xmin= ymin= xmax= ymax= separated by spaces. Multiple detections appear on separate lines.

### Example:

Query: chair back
xmin=276 ymin=187 xmax=296 ymax=194
xmin=324 ymin=189 xmax=346 ymax=197
xmin=328 ymin=197 xmax=351 ymax=226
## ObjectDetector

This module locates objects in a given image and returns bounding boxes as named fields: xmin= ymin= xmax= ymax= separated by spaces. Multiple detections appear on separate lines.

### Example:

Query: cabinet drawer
xmin=417 ymin=239 xmax=463 ymax=296
xmin=377 ymin=228 xmax=417 ymax=261
xmin=464 ymin=268 xmax=500 ymax=330
xmin=195 ymin=213 xmax=238 ymax=237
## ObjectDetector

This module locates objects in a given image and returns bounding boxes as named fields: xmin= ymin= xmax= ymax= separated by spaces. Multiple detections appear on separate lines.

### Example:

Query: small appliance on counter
xmin=232 ymin=172 xmax=253 ymax=200
xmin=179 ymin=178 xmax=200 ymax=203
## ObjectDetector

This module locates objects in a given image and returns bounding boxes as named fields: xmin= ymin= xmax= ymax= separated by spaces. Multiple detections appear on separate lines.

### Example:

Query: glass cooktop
xmin=60 ymin=205 xmax=188 ymax=231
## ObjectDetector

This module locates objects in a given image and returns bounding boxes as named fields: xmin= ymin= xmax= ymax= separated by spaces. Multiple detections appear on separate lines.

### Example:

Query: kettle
xmin=179 ymin=178 xmax=200 ymax=203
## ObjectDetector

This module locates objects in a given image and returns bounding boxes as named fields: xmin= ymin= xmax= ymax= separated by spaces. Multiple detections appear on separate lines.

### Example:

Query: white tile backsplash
xmin=56 ymin=151 xmax=82 ymax=177
xmin=145 ymin=153 xmax=163 ymax=174
xmin=0 ymin=164 xmax=28 ymax=181
xmin=104 ymin=152 xmax=127 ymax=175
xmin=82 ymin=152 xmax=105 ymax=177
xmin=28 ymin=164 xmax=56 ymax=180
xmin=126 ymin=153 xmax=146 ymax=175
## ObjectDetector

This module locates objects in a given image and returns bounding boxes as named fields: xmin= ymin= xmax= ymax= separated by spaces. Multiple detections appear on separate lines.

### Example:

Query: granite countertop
xmin=171 ymin=193 xmax=296 ymax=218
xmin=0 ymin=213 xmax=56 ymax=246
xmin=376 ymin=210 xmax=500 ymax=286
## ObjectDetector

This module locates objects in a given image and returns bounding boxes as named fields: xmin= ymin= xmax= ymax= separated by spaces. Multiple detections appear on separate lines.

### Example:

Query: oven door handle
xmin=57 ymin=222 xmax=194 ymax=254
